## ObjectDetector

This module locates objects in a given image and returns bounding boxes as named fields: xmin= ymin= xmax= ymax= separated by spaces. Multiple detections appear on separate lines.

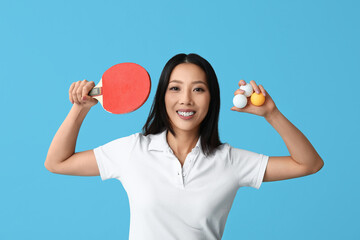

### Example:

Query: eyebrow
xmin=169 ymin=80 xmax=208 ymax=85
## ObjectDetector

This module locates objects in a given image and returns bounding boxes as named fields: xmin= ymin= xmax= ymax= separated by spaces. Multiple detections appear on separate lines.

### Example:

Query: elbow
xmin=44 ymin=159 xmax=56 ymax=173
xmin=312 ymin=158 xmax=324 ymax=174
xmin=44 ymin=161 xmax=52 ymax=172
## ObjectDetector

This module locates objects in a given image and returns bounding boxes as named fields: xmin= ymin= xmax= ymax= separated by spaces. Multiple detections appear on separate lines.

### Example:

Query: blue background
xmin=1 ymin=0 xmax=359 ymax=239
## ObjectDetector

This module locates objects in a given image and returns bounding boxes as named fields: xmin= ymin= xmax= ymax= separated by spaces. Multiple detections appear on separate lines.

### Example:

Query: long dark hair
xmin=142 ymin=53 xmax=222 ymax=156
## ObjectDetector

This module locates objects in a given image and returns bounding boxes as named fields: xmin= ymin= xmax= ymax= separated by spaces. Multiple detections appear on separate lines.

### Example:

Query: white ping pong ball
xmin=239 ymin=83 xmax=254 ymax=97
xmin=233 ymin=94 xmax=247 ymax=108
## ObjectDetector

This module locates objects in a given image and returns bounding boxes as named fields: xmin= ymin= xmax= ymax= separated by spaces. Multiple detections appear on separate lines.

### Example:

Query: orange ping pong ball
xmin=250 ymin=92 xmax=266 ymax=106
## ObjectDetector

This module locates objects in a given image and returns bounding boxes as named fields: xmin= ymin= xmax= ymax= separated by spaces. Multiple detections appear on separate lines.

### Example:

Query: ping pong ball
xmin=239 ymin=83 xmax=254 ymax=97
xmin=250 ymin=92 xmax=265 ymax=106
xmin=233 ymin=94 xmax=247 ymax=108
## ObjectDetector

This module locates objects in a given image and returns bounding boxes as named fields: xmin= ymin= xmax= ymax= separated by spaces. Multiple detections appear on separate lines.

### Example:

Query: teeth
xmin=177 ymin=111 xmax=195 ymax=117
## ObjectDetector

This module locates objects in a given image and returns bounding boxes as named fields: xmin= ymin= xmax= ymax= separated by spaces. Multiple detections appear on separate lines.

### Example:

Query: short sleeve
xmin=93 ymin=133 xmax=139 ymax=181
xmin=228 ymin=145 xmax=269 ymax=189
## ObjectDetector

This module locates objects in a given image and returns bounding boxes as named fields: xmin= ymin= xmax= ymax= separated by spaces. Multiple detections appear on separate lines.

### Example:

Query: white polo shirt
xmin=94 ymin=130 xmax=269 ymax=240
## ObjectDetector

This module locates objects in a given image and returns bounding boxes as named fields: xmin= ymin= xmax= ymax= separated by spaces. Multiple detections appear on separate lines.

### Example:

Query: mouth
xmin=176 ymin=110 xmax=196 ymax=119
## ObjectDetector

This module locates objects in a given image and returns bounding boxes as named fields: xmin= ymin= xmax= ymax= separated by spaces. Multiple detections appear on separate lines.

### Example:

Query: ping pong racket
xmin=88 ymin=62 xmax=151 ymax=114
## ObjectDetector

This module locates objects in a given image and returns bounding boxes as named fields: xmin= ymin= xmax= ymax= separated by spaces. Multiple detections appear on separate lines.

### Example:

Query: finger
xmin=234 ymin=89 xmax=245 ymax=95
xmin=231 ymin=106 xmax=243 ymax=112
xmin=238 ymin=79 xmax=246 ymax=86
xmin=69 ymin=82 xmax=76 ymax=104
xmin=82 ymin=81 xmax=95 ymax=101
xmin=250 ymin=80 xmax=260 ymax=94
xmin=77 ymin=80 xmax=88 ymax=103
xmin=72 ymin=81 xmax=82 ymax=104
xmin=259 ymin=85 xmax=266 ymax=97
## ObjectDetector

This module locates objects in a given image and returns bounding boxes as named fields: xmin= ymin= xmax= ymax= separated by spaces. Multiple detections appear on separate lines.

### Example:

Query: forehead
xmin=169 ymin=63 xmax=206 ymax=82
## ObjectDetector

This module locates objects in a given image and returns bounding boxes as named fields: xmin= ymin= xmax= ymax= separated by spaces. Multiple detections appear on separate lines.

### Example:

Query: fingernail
xmin=82 ymin=96 xmax=86 ymax=100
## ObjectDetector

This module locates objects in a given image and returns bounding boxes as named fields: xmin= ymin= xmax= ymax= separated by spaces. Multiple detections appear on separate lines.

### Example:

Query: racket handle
xmin=89 ymin=87 xmax=102 ymax=96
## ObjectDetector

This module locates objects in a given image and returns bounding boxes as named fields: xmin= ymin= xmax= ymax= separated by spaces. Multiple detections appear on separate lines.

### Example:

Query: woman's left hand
xmin=231 ymin=80 xmax=278 ymax=118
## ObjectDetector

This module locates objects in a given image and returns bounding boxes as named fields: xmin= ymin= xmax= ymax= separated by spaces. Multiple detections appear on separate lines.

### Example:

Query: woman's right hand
xmin=69 ymin=80 xmax=98 ymax=108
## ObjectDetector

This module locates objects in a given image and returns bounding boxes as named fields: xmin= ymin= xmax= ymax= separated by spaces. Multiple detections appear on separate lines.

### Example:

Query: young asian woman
xmin=45 ymin=53 xmax=324 ymax=240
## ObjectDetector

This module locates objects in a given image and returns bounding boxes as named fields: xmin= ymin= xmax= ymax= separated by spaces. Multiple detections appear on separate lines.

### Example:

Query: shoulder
xmin=102 ymin=131 xmax=166 ymax=151
xmin=214 ymin=143 xmax=266 ymax=163
xmin=215 ymin=142 xmax=231 ymax=152
xmin=117 ymin=132 xmax=152 ymax=146
xmin=98 ymin=132 xmax=144 ymax=149
xmin=212 ymin=142 xmax=248 ymax=155
xmin=206 ymin=142 xmax=231 ymax=158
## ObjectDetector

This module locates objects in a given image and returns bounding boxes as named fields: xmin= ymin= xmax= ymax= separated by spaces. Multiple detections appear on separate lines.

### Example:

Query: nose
xmin=179 ymin=89 xmax=193 ymax=105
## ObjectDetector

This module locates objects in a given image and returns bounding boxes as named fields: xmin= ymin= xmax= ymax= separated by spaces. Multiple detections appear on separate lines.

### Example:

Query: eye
xmin=194 ymin=88 xmax=205 ymax=92
xmin=169 ymin=86 xmax=179 ymax=91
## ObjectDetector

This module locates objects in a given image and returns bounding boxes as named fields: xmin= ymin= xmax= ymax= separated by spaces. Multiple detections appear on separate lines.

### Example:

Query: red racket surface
xmin=102 ymin=63 xmax=151 ymax=114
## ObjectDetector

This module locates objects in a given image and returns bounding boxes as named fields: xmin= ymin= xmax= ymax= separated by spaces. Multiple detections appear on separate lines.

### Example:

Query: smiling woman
xmin=45 ymin=53 xmax=323 ymax=240
xmin=165 ymin=64 xmax=210 ymax=131
xmin=143 ymin=54 xmax=222 ymax=157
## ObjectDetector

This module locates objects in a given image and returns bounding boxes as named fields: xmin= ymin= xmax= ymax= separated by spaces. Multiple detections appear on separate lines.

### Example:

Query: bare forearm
xmin=45 ymin=104 xmax=91 ymax=168
xmin=265 ymin=109 xmax=324 ymax=171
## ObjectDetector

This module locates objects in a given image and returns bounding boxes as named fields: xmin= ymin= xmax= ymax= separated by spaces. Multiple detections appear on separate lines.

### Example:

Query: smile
xmin=176 ymin=111 xmax=196 ymax=120
xmin=177 ymin=111 xmax=195 ymax=116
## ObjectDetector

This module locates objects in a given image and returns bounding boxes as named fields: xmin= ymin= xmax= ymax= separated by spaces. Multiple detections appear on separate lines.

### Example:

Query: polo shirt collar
xmin=148 ymin=130 xmax=202 ymax=155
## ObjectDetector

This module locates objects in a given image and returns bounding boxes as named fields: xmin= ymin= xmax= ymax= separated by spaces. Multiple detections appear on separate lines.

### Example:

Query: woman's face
xmin=165 ymin=63 xmax=210 ymax=134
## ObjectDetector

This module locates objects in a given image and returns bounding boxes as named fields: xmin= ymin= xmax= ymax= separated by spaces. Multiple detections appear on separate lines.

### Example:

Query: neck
xmin=166 ymin=129 xmax=200 ymax=156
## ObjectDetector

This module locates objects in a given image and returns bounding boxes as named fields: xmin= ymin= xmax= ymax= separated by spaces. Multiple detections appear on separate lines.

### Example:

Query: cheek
xmin=164 ymin=92 xmax=170 ymax=105
xmin=202 ymin=94 xmax=211 ymax=112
